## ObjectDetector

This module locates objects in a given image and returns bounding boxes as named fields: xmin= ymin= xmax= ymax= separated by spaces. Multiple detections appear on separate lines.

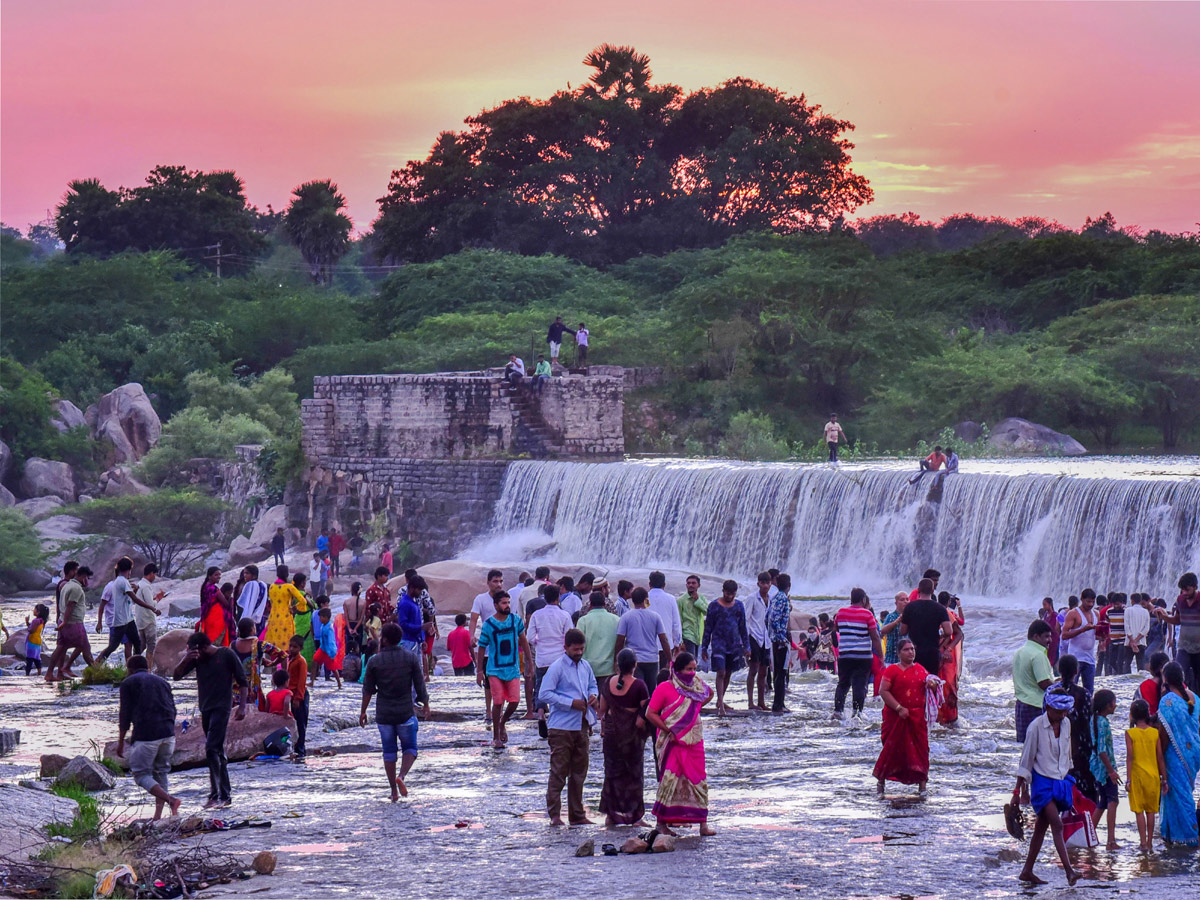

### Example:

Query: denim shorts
xmin=378 ymin=717 xmax=419 ymax=762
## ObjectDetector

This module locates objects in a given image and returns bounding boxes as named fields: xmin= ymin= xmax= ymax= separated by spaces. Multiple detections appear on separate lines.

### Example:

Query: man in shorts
xmin=360 ymin=623 xmax=429 ymax=801
xmin=470 ymin=569 xmax=504 ymax=722
xmin=46 ymin=565 xmax=95 ymax=681
xmin=478 ymin=590 xmax=531 ymax=749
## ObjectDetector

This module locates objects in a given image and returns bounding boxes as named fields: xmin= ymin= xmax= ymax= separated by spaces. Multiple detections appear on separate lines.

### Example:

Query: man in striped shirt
xmin=832 ymin=588 xmax=882 ymax=718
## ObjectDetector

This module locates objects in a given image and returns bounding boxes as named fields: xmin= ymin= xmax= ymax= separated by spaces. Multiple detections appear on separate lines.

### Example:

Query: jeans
xmin=771 ymin=642 xmax=790 ymax=711
xmin=378 ymin=717 xmax=419 ymax=763
xmin=1078 ymin=661 xmax=1095 ymax=699
xmin=1177 ymin=649 xmax=1200 ymax=691
xmin=828 ymin=441 xmax=838 ymax=462
xmin=535 ymin=666 xmax=550 ymax=711
xmin=129 ymin=735 xmax=175 ymax=793
xmin=547 ymin=728 xmax=590 ymax=823
xmin=273 ymin=551 xmax=285 ymax=566
xmin=292 ymin=692 xmax=309 ymax=756
xmin=576 ymin=345 xmax=587 ymax=366
xmin=330 ymin=554 xmax=340 ymax=577
xmin=833 ymin=656 xmax=872 ymax=715
xmin=683 ymin=640 xmax=699 ymax=658
xmin=1107 ymin=642 xmax=1129 ymax=676
xmin=635 ymin=661 xmax=660 ymax=690
xmin=532 ymin=374 xmax=548 ymax=394
xmin=200 ymin=707 xmax=231 ymax=802
xmin=100 ymin=620 xmax=141 ymax=659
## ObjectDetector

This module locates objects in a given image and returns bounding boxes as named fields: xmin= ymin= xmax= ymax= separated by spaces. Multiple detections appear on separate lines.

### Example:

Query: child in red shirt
xmin=446 ymin=613 xmax=475 ymax=675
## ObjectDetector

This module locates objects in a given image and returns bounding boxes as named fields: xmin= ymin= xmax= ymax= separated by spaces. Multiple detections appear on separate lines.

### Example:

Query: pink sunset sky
xmin=3 ymin=0 xmax=1198 ymax=235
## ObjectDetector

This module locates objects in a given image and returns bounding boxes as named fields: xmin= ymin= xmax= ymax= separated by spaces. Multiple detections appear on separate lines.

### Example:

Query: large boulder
xmin=228 ymin=534 xmax=269 ymax=567
xmin=16 ymin=495 xmax=64 ymax=520
xmin=104 ymin=709 xmax=296 ymax=770
xmin=248 ymin=504 xmax=289 ymax=550
xmin=1 ymin=569 xmax=53 ymax=591
xmin=50 ymin=399 xmax=87 ymax=433
xmin=85 ymin=383 xmax=162 ymax=464
xmin=99 ymin=466 xmax=153 ymax=497
xmin=987 ymin=418 xmax=1087 ymax=456
xmin=55 ymin=755 xmax=116 ymax=791
xmin=18 ymin=458 xmax=76 ymax=503
xmin=40 ymin=753 xmax=70 ymax=778
xmin=2 ymin=628 xmax=29 ymax=658
xmin=0 ymin=783 xmax=79 ymax=861
xmin=0 ymin=438 xmax=12 ymax=483
xmin=35 ymin=514 xmax=83 ymax=543
xmin=152 ymin=628 xmax=194 ymax=675
xmin=0 ymin=484 xmax=14 ymax=507
xmin=953 ymin=420 xmax=984 ymax=444
xmin=49 ymin=536 xmax=138 ymax=585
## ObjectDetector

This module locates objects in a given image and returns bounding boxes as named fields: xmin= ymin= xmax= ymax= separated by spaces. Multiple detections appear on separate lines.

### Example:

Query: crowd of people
xmin=21 ymin=544 xmax=1200 ymax=877
xmin=1010 ymin=571 xmax=1200 ymax=884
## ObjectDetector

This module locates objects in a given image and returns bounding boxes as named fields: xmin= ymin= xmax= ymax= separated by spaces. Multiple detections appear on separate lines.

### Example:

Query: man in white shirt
xmin=529 ymin=586 xmax=572 ymax=725
xmin=236 ymin=564 xmax=269 ymax=632
xmin=1013 ymin=690 xmax=1079 ymax=887
xmin=745 ymin=572 xmax=772 ymax=711
xmin=646 ymin=571 xmax=683 ymax=652
xmin=308 ymin=553 xmax=325 ymax=600
xmin=97 ymin=556 xmax=153 ymax=663
xmin=133 ymin=562 xmax=166 ymax=658
xmin=504 ymin=355 xmax=526 ymax=386
xmin=1123 ymin=593 xmax=1152 ymax=672
xmin=469 ymin=569 xmax=505 ymax=722
xmin=575 ymin=322 xmax=589 ymax=366
xmin=518 ymin=566 xmax=552 ymax=620
xmin=824 ymin=414 xmax=846 ymax=463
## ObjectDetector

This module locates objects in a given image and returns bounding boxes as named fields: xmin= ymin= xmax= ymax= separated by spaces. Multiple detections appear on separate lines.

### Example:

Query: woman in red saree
xmin=197 ymin=567 xmax=235 ymax=647
xmin=874 ymin=638 xmax=931 ymax=792
xmin=936 ymin=594 xmax=963 ymax=725
xmin=644 ymin=653 xmax=717 ymax=837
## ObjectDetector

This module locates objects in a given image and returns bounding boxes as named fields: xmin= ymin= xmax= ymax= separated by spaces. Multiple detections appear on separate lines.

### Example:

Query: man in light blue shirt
xmin=539 ymin=628 xmax=598 ymax=825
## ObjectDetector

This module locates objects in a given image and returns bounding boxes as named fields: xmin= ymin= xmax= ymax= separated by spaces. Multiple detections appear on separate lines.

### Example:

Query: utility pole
xmin=203 ymin=241 xmax=222 ymax=280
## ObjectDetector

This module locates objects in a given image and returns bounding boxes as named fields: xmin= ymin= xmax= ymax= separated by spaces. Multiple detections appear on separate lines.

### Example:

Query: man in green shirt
xmin=532 ymin=354 xmax=552 ymax=395
xmin=1012 ymin=619 xmax=1054 ymax=742
xmin=45 ymin=565 xmax=96 ymax=681
xmin=577 ymin=593 xmax=620 ymax=677
xmin=677 ymin=574 xmax=708 ymax=657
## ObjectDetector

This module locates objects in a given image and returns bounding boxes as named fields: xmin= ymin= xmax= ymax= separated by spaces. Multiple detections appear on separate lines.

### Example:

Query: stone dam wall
xmin=292 ymin=370 xmax=627 ymax=561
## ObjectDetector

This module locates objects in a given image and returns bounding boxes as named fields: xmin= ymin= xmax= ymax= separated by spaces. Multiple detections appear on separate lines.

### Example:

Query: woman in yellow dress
xmin=264 ymin=566 xmax=301 ymax=649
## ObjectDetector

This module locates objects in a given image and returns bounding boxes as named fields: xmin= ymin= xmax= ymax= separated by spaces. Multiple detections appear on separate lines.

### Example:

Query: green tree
xmin=0 ymin=508 xmax=47 ymax=576
xmin=370 ymin=45 xmax=870 ymax=265
xmin=72 ymin=490 xmax=230 ymax=576
xmin=0 ymin=357 xmax=58 ymax=462
xmin=283 ymin=180 xmax=353 ymax=285
xmin=55 ymin=166 xmax=267 ymax=272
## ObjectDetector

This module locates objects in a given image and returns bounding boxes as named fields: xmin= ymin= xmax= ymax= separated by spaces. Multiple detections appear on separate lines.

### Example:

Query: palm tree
xmin=581 ymin=44 xmax=652 ymax=100
xmin=283 ymin=180 xmax=352 ymax=285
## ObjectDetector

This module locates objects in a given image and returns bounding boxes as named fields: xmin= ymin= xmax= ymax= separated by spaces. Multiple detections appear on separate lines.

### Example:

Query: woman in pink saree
xmin=644 ymin=652 xmax=717 ymax=837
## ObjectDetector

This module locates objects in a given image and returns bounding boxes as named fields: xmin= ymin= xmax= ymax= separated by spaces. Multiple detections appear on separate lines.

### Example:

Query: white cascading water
xmin=485 ymin=458 xmax=1200 ymax=604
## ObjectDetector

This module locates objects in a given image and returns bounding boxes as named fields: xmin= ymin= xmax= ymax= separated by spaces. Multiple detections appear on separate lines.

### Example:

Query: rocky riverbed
xmin=2 ymin=597 xmax=1199 ymax=899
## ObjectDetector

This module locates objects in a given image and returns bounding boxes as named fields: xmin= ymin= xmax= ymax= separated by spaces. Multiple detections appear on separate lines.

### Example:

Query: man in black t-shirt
xmin=900 ymin=578 xmax=952 ymax=673
xmin=174 ymin=632 xmax=248 ymax=808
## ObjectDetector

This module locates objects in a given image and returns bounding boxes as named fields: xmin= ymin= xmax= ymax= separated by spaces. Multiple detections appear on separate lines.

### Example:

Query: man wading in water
xmin=360 ymin=622 xmax=429 ymax=801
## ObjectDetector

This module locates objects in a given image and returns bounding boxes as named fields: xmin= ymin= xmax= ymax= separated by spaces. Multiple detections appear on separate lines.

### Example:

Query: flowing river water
xmin=3 ymin=456 xmax=1200 ymax=897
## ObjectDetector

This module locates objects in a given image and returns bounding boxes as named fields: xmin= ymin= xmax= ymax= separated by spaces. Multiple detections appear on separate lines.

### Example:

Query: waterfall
xmin=485 ymin=458 xmax=1200 ymax=602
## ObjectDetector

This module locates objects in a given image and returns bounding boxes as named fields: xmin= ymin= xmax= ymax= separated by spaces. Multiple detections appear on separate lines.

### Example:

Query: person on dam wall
xmin=823 ymin=413 xmax=846 ymax=463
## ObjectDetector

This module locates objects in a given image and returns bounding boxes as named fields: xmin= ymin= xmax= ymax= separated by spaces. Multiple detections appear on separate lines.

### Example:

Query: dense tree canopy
xmin=369 ymin=45 xmax=871 ymax=265
xmin=55 ymin=165 xmax=268 ymax=272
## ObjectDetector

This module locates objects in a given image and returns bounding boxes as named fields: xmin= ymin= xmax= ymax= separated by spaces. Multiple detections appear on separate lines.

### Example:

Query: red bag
xmin=1062 ymin=787 xmax=1098 ymax=848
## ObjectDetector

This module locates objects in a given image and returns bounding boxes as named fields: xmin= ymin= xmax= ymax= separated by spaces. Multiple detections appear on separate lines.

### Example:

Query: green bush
xmin=0 ymin=507 xmax=47 ymax=575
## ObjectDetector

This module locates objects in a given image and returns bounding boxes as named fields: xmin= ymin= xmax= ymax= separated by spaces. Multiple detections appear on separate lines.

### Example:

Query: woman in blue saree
xmin=1158 ymin=661 xmax=1200 ymax=846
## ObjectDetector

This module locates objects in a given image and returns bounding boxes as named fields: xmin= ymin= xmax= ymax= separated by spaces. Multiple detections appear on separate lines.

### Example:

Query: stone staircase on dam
xmin=502 ymin=380 xmax=566 ymax=457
